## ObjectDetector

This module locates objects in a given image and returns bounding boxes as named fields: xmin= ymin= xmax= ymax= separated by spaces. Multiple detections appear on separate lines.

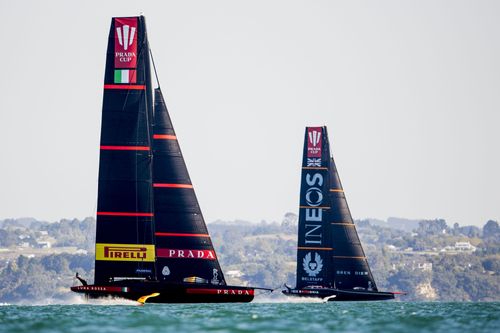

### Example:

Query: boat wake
xmin=253 ymin=293 xmax=324 ymax=304
xmin=11 ymin=295 xmax=140 ymax=306
xmin=65 ymin=294 xmax=139 ymax=306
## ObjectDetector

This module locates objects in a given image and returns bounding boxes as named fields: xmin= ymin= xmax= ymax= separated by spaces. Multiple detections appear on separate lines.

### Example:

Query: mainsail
xmin=296 ymin=127 xmax=332 ymax=288
xmin=295 ymin=126 xmax=377 ymax=291
xmin=95 ymin=16 xmax=155 ymax=284
xmin=93 ymin=16 xmax=226 ymax=286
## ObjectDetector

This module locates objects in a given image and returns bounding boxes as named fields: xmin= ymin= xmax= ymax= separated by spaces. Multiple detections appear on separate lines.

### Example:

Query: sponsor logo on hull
xmin=288 ymin=289 xmax=320 ymax=295
xmin=96 ymin=243 xmax=155 ymax=262
xmin=72 ymin=285 xmax=128 ymax=293
xmin=114 ymin=17 xmax=138 ymax=68
xmin=186 ymin=288 xmax=254 ymax=296
xmin=157 ymin=248 xmax=216 ymax=260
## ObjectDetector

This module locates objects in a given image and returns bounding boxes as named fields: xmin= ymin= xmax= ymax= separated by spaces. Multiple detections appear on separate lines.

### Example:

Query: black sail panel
xmin=295 ymin=127 xmax=333 ymax=289
xmin=152 ymin=89 xmax=226 ymax=286
xmin=94 ymin=16 xmax=156 ymax=284
xmin=329 ymin=157 xmax=378 ymax=291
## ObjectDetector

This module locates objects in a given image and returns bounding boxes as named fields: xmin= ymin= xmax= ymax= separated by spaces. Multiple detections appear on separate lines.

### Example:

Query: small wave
xmin=253 ymin=293 xmax=324 ymax=304
xmin=10 ymin=294 xmax=139 ymax=306
xmin=63 ymin=294 xmax=140 ymax=306
xmin=84 ymin=297 xmax=139 ymax=306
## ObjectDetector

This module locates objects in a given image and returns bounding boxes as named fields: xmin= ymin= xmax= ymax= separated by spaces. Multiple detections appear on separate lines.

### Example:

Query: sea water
xmin=0 ymin=297 xmax=498 ymax=333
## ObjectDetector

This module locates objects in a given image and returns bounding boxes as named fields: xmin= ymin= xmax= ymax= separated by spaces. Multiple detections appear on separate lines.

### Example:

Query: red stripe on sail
xmin=97 ymin=212 xmax=154 ymax=217
xmin=100 ymin=146 xmax=150 ymax=151
xmin=153 ymin=183 xmax=193 ymax=188
xmin=104 ymin=84 xmax=146 ymax=90
xmin=153 ymin=134 xmax=177 ymax=140
xmin=155 ymin=233 xmax=210 ymax=237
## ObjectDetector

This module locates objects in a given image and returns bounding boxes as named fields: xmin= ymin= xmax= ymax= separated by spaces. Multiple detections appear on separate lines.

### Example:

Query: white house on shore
xmin=441 ymin=241 xmax=477 ymax=253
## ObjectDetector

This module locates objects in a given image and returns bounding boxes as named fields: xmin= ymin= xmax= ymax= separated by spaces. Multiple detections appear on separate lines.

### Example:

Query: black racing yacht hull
xmin=72 ymin=282 xmax=254 ymax=303
xmin=282 ymin=287 xmax=395 ymax=301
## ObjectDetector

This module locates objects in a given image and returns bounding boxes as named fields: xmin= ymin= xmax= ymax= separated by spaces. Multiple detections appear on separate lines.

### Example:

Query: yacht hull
xmin=282 ymin=287 xmax=395 ymax=301
xmin=71 ymin=282 xmax=254 ymax=303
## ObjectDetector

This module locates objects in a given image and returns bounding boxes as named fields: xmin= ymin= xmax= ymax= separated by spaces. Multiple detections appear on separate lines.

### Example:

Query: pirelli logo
xmin=96 ymin=243 xmax=155 ymax=262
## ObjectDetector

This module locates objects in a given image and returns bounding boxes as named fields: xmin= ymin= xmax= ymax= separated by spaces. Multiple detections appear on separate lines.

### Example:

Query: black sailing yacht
xmin=71 ymin=16 xmax=265 ymax=303
xmin=283 ymin=127 xmax=401 ymax=301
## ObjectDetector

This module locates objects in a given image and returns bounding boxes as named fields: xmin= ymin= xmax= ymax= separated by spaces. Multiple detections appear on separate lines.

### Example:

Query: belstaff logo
xmin=303 ymin=252 xmax=323 ymax=277
xmin=307 ymin=127 xmax=322 ymax=158
xmin=116 ymin=25 xmax=136 ymax=50
xmin=96 ymin=243 xmax=155 ymax=262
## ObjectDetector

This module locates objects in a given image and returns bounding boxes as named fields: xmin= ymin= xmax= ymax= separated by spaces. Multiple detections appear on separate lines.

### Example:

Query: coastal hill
xmin=0 ymin=215 xmax=498 ymax=302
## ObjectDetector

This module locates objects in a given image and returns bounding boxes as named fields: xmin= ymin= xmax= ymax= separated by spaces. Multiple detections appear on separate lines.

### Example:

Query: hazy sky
xmin=0 ymin=0 xmax=498 ymax=227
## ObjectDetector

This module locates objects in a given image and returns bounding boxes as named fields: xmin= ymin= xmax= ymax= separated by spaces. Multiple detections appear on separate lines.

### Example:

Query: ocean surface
xmin=0 ymin=297 xmax=498 ymax=333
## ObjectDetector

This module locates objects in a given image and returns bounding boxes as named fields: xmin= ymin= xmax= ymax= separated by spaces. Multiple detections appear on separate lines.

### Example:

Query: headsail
xmin=94 ymin=16 xmax=156 ymax=284
xmin=329 ymin=156 xmax=377 ymax=291
xmin=152 ymin=89 xmax=226 ymax=286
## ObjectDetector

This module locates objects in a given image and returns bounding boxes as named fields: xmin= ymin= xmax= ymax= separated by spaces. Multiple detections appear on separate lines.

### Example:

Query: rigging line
xmin=149 ymin=44 xmax=161 ymax=89
xmin=143 ymin=19 xmax=158 ymax=280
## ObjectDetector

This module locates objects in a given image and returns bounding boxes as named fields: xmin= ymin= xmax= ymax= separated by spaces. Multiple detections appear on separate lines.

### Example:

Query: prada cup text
xmin=115 ymin=51 xmax=136 ymax=63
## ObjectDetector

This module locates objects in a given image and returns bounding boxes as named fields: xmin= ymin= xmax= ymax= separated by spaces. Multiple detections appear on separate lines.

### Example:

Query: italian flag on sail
xmin=114 ymin=69 xmax=137 ymax=84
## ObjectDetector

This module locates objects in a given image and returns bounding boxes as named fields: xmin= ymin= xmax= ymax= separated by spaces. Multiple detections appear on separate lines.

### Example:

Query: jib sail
xmin=152 ymin=89 xmax=226 ymax=286
xmin=328 ymin=156 xmax=377 ymax=291
xmin=94 ymin=16 xmax=156 ymax=284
